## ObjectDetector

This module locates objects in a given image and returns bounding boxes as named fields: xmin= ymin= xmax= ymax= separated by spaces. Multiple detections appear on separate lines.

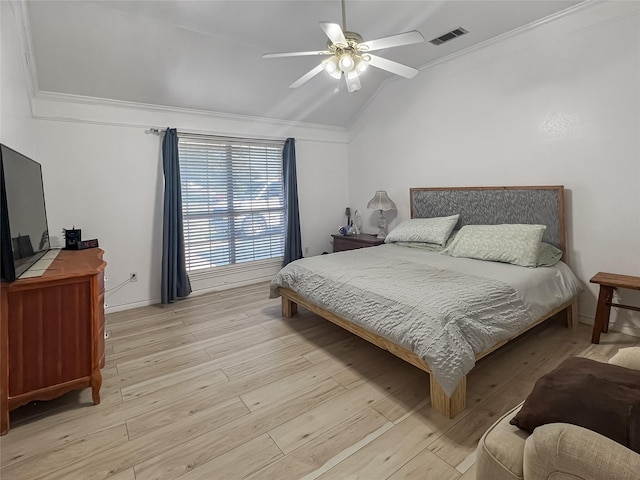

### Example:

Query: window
xmin=178 ymin=135 xmax=285 ymax=272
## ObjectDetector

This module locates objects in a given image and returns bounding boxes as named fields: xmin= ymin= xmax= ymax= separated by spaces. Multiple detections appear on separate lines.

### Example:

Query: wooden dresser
xmin=0 ymin=248 xmax=106 ymax=435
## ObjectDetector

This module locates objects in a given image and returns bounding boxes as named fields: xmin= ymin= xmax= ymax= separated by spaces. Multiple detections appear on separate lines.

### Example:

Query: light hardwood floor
xmin=1 ymin=282 xmax=638 ymax=480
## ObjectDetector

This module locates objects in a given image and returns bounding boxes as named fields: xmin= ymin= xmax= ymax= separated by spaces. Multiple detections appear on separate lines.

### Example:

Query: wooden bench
xmin=590 ymin=272 xmax=640 ymax=343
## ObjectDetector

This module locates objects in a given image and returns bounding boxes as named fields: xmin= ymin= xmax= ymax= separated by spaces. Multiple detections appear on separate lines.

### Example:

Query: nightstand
xmin=331 ymin=233 xmax=384 ymax=252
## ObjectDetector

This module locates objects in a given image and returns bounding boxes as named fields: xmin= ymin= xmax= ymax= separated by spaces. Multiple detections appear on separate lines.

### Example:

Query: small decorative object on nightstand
xmin=331 ymin=233 xmax=384 ymax=252
xmin=353 ymin=210 xmax=362 ymax=234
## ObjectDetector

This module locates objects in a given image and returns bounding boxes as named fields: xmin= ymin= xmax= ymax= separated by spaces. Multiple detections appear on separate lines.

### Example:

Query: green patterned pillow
xmin=537 ymin=242 xmax=563 ymax=267
xmin=443 ymin=224 xmax=546 ymax=267
xmin=385 ymin=215 xmax=459 ymax=246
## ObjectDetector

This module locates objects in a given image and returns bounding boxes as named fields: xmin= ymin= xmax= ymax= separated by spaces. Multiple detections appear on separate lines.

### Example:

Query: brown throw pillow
xmin=510 ymin=356 xmax=640 ymax=453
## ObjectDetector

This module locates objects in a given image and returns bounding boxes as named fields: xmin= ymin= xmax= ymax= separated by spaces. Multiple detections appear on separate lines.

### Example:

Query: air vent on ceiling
xmin=429 ymin=27 xmax=468 ymax=46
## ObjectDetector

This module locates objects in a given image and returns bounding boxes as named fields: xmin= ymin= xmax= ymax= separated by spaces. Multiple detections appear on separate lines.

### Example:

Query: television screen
xmin=1 ymin=144 xmax=50 ymax=282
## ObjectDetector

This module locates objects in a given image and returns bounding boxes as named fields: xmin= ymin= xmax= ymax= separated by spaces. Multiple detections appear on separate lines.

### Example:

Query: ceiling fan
xmin=262 ymin=0 xmax=425 ymax=93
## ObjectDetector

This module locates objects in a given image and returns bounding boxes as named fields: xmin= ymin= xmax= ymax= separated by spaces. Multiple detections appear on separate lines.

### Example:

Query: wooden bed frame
xmin=278 ymin=186 xmax=580 ymax=419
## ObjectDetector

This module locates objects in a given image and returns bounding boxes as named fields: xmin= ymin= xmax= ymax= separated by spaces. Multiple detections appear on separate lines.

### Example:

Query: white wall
xmin=1 ymin=2 xmax=349 ymax=311
xmin=348 ymin=1 xmax=640 ymax=336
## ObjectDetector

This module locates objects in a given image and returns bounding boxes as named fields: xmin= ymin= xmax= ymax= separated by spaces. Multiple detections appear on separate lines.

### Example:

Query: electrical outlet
xmin=304 ymin=246 xmax=309 ymax=255
xmin=130 ymin=272 xmax=138 ymax=282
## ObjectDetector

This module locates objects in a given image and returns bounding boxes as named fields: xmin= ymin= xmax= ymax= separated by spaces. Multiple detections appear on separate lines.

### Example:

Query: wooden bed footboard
xmin=278 ymin=286 xmax=578 ymax=419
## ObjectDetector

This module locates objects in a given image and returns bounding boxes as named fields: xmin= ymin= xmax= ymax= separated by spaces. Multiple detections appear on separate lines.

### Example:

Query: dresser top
xmin=2 ymin=248 xmax=106 ymax=289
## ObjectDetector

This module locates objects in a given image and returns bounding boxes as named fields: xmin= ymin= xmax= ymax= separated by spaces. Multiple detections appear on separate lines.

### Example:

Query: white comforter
xmin=270 ymin=244 xmax=581 ymax=396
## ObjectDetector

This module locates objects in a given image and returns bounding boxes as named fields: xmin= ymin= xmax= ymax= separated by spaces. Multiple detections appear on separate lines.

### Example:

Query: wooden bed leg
xmin=566 ymin=300 xmax=579 ymax=330
xmin=281 ymin=296 xmax=298 ymax=318
xmin=430 ymin=375 xmax=466 ymax=419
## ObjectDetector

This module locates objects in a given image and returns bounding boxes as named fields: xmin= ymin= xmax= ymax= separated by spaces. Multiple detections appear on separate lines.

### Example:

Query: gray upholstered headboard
xmin=410 ymin=186 xmax=566 ymax=254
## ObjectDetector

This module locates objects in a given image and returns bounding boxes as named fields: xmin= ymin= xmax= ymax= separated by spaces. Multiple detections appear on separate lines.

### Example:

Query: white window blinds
xmin=178 ymin=135 xmax=285 ymax=272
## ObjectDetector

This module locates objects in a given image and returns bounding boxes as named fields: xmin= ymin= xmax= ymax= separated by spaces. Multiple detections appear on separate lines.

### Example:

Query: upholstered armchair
xmin=476 ymin=347 xmax=640 ymax=480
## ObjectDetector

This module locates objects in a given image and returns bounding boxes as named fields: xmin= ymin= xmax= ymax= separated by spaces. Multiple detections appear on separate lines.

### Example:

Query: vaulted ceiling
xmin=26 ymin=0 xmax=583 ymax=128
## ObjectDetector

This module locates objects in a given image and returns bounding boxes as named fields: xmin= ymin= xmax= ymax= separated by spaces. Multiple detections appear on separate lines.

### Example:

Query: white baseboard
xmin=105 ymin=298 xmax=159 ymax=313
xmin=188 ymin=276 xmax=273 ymax=298
xmin=578 ymin=314 xmax=640 ymax=339
xmin=104 ymin=277 xmax=272 ymax=314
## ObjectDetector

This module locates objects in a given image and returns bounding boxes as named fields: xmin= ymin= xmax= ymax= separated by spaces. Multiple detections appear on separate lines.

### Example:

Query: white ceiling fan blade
xmin=289 ymin=63 xmax=325 ymax=89
xmin=345 ymin=73 xmax=361 ymax=93
xmin=320 ymin=22 xmax=348 ymax=47
xmin=367 ymin=54 xmax=418 ymax=79
xmin=359 ymin=30 xmax=425 ymax=52
xmin=263 ymin=50 xmax=331 ymax=59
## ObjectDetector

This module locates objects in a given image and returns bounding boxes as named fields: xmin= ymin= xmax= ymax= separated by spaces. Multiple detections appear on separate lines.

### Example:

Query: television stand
xmin=0 ymin=248 xmax=106 ymax=435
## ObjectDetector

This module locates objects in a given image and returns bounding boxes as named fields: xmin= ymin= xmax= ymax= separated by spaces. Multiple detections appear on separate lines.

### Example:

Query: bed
xmin=270 ymin=186 xmax=581 ymax=418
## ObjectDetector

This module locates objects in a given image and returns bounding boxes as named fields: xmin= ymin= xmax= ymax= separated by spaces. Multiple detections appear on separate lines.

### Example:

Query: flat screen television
xmin=1 ymin=144 xmax=50 ymax=282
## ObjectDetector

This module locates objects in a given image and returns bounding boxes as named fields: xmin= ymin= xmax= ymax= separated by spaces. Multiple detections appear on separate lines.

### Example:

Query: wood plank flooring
xmin=1 ymin=282 xmax=638 ymax=480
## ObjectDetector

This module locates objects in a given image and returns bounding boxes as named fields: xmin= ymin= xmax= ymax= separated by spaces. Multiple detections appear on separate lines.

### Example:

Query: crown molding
xmin=30 ymin=90 xmax=349 ymax=143
xmin=418 ymin=0 xmax=637 ymax=74
xmin=14 ymin=0 xmax=635 ymax=139
xmin=32 ymin=89 xmax=346 ymax=133
xmin=11 ymin=0 xmax=346 ymax=139
xmin=345 ymin=0 xmax=635 ymax=136
xmin=416 ymin=0 xmax=601 ymax=73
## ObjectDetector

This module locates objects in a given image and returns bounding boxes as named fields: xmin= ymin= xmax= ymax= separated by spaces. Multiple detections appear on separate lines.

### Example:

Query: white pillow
xmin=384 ymin=215 xmax=459 ymax=246
xmin=443 ymin=224 xmax=546 ymax=267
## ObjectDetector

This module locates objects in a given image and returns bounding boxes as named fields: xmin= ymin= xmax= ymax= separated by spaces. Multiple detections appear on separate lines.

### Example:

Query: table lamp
xmin=367 ymin=190 xmax=396 ymax=239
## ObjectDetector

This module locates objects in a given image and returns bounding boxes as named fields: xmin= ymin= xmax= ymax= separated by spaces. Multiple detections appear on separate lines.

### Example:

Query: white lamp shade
xmin=322 ymin=56 xmax=338 ymax=73
xmin=367 ymin=191 xmax=396 ymax=211
xmin=338 ymin=53 xmax=355 ymax=72
xmin=355 ymin=57 xmax=369 ymax=73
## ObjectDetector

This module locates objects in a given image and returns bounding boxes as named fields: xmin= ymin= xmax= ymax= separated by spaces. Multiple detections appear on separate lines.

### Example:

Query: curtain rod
xmin=145 ymin=127 xmax=286 ymax=144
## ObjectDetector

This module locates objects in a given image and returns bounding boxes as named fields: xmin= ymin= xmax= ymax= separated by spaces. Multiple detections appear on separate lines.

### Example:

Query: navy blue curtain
xmin=161 ymin=128 xmax=192 ymax=304
xmin=282 ymin=138 xmax=302 ymax=266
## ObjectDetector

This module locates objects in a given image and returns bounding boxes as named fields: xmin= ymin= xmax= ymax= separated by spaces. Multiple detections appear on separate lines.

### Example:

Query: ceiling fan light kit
xmin=263 ymin=0 xmax=425 ymax=93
